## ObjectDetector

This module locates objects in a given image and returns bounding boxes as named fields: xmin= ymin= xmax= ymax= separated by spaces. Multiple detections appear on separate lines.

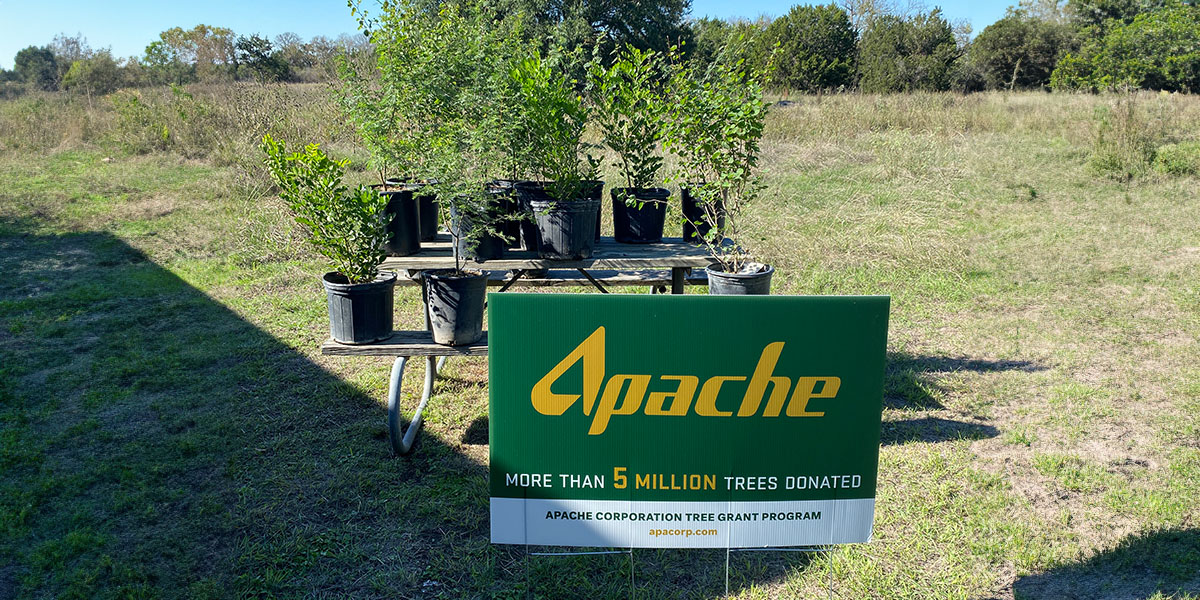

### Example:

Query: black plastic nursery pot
xmin=516 ymin=181 xmax=601 ymax=260
xmin=376 ymin=187 xmax=421 ymax=256
xmin=488 ymin=180 xmax=523 ymax=249
xmin=706 ymin=264 xmax=774 ymax=295
xmin=515 ymin=181 xmax=543 ymax=253
xmin=322 ymin=271 xmax=397 ymax=344
xmin=611 ymin=187 xmax=669 ymax=244
xmin=449 ymin=203 xmax=506 ymax=262
xmin=418 ymin=194 xmax=439 ymax=241
xmin=424 ymin=269 xmax=488 ymax=346
xmin=383 ymin=179 xmax=439 ymax=241
xmin=402 ymin=181 xmax=439 ymax=242
xmin=584 ymin=180 xmax=604 ymax=242
xmin=681 ymin=187 xmax=726 ymax=244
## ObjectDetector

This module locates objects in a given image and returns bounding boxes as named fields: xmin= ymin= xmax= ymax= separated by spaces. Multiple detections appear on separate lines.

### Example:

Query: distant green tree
xmin=14 ymin=46 xmax=58 ymax=91
xmin=1065 ymin=0 xmax=1188 ymax=29
xmin=686 ymin=17 xmax=733 ymax=65
xmin=49 ymin=33 xmax=94 ymax=82
xmin=143 ymin=40 xmax=194 ymax=85
xmin=948 ymin=55 xmax=988 ymax=92
xmin=972 ymin=10 xmax=1077 ymax=89
xmin=274 ymin=32 xmax=316 ymax=70
xmin=235 ymin=34 xmax=292 ymax=82
xmin=762 ymin=4 xmax=856 ymax=92
xmin=61 ymin=49 xmax=122 ymax=95
xmin=734 ymin=17 xmax=775 ymax=73
xmin=1051 ymin=5 xmax=1200 ymax=91
xmin=304 ymin=35 xmax=359 ymax=81
xmin=156 ymin=25 xmax=237 ymax=82
xmin=836 ymin=0 xmax=894 ymax=33
xmin=681 ymin=16 xmax=772 ymax=74
xmin=481 ymin=0 xmax=692 ymax=55
xmin=119 ymin=56 xmax=149 ymax=87
xmin=858 ymin=10 xmax=960 ymax=92
xmin=1018 ymin=0 xmax=1071 ymax=22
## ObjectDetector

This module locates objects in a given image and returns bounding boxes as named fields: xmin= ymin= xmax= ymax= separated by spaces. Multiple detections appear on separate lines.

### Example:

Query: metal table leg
xmin=498 ymin=269 xmax=526 ymax=292
xmin=576 ymin=268 xmax=610 ymax=293
xmin=390 ymin=271 xmax=455 ymax=455
xmin=387 ymin=355 xmax=448 ymax=455
xmin=671 ymin=267 xmax=686 ymax=295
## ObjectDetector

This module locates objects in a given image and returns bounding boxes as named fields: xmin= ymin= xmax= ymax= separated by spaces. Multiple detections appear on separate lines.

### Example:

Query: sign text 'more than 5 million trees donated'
xmin=488 ymin=294 xmax=889 ymax=548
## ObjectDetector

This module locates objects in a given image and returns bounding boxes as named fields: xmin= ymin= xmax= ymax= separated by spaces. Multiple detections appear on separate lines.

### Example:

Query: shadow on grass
xmin=464 ymin=415 xmax=490 ymax=445
xmin=881 ymin=416 xmax=998 ymax=446
xmin=876 ymin=353 xmax=1040 ymax=447
xmin=0 ymin=220 xmax=493 ymax=597
xmin=885 ymin=352 xmax=1046 ymax=411
xmin=1013 ymin=528 xmax=1200 ymax=600
xmin=0 ymin=221 xmax=828 ymax=599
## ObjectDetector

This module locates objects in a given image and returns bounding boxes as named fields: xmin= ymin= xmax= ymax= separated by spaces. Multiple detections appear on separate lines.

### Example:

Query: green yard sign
xmin=488 ymin=294 xmax=889 ymax=548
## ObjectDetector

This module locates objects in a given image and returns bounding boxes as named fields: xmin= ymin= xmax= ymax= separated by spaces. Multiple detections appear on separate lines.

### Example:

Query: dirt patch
xmin=113 ymin=194 xmax=179 ymax=221
xmin=1161 ymin=246 xmax=1200 ymax=268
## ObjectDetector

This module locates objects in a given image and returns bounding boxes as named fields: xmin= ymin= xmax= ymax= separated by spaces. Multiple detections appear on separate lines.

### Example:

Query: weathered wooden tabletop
xmin=378 ymin=235 xmax=716 ymax=272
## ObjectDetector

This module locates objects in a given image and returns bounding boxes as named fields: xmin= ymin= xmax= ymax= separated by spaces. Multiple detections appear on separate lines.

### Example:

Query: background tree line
xmin=0 ymin=28 xmax=373 ymax=97
xmin=2 ymin=0 xmax=1197 ymax=98
xmin=689 ymin=0 xmax=1198 ymax=93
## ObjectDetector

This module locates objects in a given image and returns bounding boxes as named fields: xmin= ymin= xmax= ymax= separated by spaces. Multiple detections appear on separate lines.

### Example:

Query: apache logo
xmin=531 ymin=327 xmax=841 ymax=435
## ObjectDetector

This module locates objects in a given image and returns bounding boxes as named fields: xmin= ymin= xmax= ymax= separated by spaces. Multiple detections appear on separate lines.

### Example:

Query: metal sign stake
xmin=523 ymin=546 xmax=636 ymax=598
xmin=726 ymin=547 xmax=835 ymax=599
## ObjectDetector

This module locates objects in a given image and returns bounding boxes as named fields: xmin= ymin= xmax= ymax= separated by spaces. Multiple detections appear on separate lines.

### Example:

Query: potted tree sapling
xmin=410 ymin=3 xmax=530 ymax=345
xmin=338 ymin=67 xmax=426 ymax=256
xmin=340 ymin=0 xmax=449 ymax=253
xmin=261 ymin=134 xmax=396 ymax=344
xmin=423 ymin=185 xmax=491 ymax=346
xmin=446 ymin=7 xmax=531 ymax=261
xmin=511 ymin=50 xmax=603 ymax=260
xmin=663 ymin=40 xmax=776 ymax=295
xmin=422 ymin=7 xmax=505 ymax=346
xmin=587 ymin=45 xmax=671 ymax=244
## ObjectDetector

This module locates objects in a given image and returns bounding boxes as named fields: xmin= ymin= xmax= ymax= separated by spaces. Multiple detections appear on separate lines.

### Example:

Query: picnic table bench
xmin=322 ymin=235 xmax=717 ymax=455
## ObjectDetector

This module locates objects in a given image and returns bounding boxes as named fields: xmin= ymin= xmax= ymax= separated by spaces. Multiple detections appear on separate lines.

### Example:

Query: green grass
xmin=1 ymin=89 xmax=1198 ymax=598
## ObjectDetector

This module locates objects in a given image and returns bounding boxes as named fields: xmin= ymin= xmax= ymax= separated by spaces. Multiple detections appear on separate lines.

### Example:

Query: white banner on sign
xmin=490 ymin=498 xmax=874 ymax=548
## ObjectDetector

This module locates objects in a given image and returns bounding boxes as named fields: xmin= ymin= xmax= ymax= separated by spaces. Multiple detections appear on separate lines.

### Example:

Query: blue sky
xmin=0 ymin=0 xmax=1014 ymax=69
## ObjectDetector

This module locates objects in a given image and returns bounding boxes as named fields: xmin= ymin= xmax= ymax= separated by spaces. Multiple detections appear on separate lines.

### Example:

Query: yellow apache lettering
xmin=591 ymin=375 xmax=649 ymax=435
xmin=531 ymin=327 xmax=606 ymax=416
xmin=695 ymin=376 xmax=746 ymax=416
xmin=788 ymin=377 xmax=841 ymax=417
xmin=738 ymin=342 xmax=790 ymax=417
xmin=645 ymin=376 xmax=697 ymax=416
xmin=588 ymin=372 xmax=652 ymax=434
xmin=530 ymin=327 xmax=843 ymax=435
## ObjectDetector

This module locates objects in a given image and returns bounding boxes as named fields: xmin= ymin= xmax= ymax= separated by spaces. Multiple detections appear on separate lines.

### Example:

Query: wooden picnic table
xmin=380 ymin=234 xmax=715 ymax=294
xmin=323 ymin=235 xmax=718 ymax=455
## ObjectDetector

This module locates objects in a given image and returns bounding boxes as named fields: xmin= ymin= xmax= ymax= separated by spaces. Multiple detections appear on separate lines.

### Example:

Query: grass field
xmin=1 ymin=87 xmax=1198 ymax=599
